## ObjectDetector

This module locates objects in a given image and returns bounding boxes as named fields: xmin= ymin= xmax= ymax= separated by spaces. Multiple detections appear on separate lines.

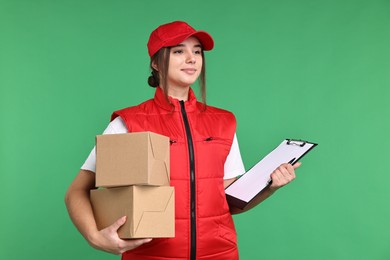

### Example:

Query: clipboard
xmin=225 ymin=139 xmax=318 ymax=209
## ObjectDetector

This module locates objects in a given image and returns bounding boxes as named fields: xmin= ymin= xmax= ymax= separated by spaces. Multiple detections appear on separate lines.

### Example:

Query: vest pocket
xmin=218 ymin=224 xmax=237 ymax=246
xmin=202 ymin=136 xmax=231 ymax=146
xmin=200 ymin=136 xmax=232 ymax=156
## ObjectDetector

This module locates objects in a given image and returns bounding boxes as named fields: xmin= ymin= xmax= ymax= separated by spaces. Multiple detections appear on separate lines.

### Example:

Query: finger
xmin=285 ymin=164 xmax=297 ymax=181
xmin=278 ymin=167 xmax=294 ymax=184
xmin=280 ymin=165 xmax=291 ymax=176
xmin=127 ymin=238 xmax=153 ymax=247
xmin=274 ymin=164 xmax=291 ymax=177
xmin=109 ymin=216 xmax=127 ymax=231
xmin=270 ymin=171 xmax=286 ymax=191
xmin=270 ymin=170 xmax=283 ymax=185
xmin=292 ymin=162 xmax=301 ymax=169
xmin=275 ymin=165 xmax=295 ymax=183
xmin=121 ymin=238 xmax=153 ymax=253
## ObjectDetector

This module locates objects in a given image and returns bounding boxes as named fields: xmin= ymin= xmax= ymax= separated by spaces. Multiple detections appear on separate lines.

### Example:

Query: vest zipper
xmin=179 ymin=100 xmax=196 ymax=260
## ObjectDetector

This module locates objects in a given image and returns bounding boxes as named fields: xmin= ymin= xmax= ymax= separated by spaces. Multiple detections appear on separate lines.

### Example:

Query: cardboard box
xmin=91 ymin=186 xmax=175 ymax=238
xmin=96 ymin=132 xmax=170 ymax=187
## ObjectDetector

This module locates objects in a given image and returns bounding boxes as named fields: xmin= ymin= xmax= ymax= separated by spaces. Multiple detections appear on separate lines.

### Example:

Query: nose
xmin=186 ymin=53 xmax=196 ymax=64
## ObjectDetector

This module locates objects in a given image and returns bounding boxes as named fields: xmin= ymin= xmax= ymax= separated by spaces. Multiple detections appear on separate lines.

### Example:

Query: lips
xmin=181 ymin=68 xmax=197 ymax=75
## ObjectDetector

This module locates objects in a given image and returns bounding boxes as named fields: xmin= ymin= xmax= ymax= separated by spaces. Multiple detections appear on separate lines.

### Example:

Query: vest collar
xmin=154 ymin=87 xmax=198 ymax=112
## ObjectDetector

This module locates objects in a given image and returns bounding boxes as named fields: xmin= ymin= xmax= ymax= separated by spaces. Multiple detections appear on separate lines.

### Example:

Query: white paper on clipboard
xmin=225 ymin=139 xmax=317 ymax=209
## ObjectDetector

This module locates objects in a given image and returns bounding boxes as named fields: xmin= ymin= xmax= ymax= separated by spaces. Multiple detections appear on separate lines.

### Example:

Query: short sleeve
xmin=223 ymin=133 xmax=246 ymax=179
xmin=80 ymin=117 xmax=128 ymax=172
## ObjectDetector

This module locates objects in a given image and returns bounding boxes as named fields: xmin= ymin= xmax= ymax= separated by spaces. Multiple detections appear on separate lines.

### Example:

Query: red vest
xmin=112 ymin=88 xmax=239 ymax=260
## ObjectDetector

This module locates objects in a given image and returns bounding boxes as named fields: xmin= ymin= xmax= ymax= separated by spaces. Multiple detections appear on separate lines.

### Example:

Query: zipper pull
xmin=170 ymin=140 xmax=177 ymax=145
xmin=204 ymin=137 xmax=213 ymax=142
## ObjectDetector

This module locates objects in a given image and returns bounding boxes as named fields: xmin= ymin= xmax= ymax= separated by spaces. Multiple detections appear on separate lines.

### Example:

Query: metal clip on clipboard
xmin=287 ymin=139 xmax=307 ymax=147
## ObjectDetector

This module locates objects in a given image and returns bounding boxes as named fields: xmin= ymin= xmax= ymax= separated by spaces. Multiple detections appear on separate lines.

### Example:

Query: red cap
xmin=147 ymin=21 xmax=214 ymax=57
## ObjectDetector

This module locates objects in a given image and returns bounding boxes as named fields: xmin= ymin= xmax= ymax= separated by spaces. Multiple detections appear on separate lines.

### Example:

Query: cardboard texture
xmin=96 ymin=132 xmax=170 ymax=187
xmin=91 ymin=186 xmax=175 ymax=239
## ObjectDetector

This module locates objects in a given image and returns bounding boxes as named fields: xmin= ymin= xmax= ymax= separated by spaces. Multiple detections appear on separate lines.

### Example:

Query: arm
xmin=225 ymin=162 xmax=301 ymax=214
xmin=64 ymin=169 xmax=152 ymax=254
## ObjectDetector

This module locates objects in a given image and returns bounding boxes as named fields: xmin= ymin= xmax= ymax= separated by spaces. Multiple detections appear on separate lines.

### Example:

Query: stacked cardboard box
xmin=90 ymin=132 xmax=175 ymax=239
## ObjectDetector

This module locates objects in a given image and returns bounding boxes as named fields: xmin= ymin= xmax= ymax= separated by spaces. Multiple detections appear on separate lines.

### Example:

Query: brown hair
xmin=147 ymin=47 xmax=207 ymax=107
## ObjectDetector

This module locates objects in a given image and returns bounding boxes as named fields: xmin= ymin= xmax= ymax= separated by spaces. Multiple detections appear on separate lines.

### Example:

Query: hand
xmin=88 ymin=216 xmax=152 ymax=255
xmin=269 ymin=162 xmax=301 ymax=192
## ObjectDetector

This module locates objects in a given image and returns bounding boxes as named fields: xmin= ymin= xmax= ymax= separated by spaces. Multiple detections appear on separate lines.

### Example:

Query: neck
xmin=165 ymin=85 xmax=190 ymax=101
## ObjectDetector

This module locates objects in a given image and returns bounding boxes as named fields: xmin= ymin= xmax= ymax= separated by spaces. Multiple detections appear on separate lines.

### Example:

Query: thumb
xmin=110 ymin=216 xmax=127 ymax=231
xmin=293 ymin=162 xmax=302 ymax=169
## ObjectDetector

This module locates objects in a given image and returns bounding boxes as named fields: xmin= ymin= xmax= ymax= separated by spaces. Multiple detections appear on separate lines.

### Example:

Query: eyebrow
xmin=173 ymin=43 xmax=203 ymax=48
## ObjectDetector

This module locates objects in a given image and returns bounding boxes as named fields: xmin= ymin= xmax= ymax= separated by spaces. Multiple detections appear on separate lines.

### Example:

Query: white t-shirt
xmin=81 ymin=117 xmax=245 ymax=180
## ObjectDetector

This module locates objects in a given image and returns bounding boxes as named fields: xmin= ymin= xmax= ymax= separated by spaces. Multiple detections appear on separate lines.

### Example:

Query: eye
xmin=172 ymin=49 xmax=183 ymax=54
xmin=194 ymin=49 xmax=202 ymax=55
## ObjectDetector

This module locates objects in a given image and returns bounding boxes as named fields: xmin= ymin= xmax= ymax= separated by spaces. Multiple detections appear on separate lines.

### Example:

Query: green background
xmin=1 ymin=0 xmax=389 ymax=259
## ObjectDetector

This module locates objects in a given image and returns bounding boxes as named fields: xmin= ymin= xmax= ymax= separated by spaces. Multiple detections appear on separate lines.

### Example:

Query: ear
xmin=151 ymin=60 xmax=159 ymax=71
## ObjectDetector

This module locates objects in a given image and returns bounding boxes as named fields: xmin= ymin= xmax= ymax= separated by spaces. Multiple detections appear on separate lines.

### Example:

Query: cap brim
xmin=165 ymin=30 xmax=214 ymax=51
xmin=190 ymin=31 xmax=214 ymax=51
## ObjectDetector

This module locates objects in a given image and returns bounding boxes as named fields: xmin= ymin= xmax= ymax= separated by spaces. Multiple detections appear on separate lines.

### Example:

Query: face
xmin=166 ymin=36 xmax=203 ymax=91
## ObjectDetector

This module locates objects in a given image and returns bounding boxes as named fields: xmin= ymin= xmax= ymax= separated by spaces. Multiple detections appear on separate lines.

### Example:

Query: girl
xmin=65 ymin=21 xmax=300 ymax=260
